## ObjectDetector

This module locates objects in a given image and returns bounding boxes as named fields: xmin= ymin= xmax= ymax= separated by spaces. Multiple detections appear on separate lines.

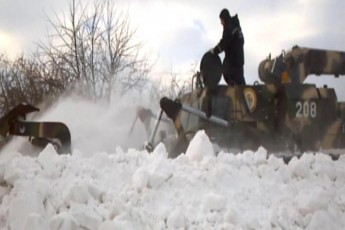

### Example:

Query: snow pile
xmin=0 ymin=98 xmax=345 ymax=229
xmin=185 ymin=130 xmax=215 ymax=162
xmin=1 ymin=132 xmax=345 ymax=229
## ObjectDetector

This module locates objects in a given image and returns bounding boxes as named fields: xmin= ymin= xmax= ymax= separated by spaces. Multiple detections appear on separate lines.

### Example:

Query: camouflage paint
xmin=158 ymin=46 xmax=345 ymax=156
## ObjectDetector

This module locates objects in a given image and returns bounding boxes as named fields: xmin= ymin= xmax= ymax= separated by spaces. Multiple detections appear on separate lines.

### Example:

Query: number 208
xmin=296 ymin=101 xmax=317 ymax=118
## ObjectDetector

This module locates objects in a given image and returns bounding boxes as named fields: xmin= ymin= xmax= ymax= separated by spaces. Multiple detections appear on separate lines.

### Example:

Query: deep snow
xmin=0 ymin=96 xmax=345 ymax=230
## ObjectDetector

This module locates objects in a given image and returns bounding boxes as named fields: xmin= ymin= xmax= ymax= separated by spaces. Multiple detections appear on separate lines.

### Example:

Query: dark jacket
xmin=214 ymin=15 xmax=244 ymax=67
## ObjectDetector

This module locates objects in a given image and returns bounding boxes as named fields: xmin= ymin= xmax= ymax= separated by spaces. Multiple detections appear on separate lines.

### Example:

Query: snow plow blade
xmin=0 ymin=103 xmax=71 ymax=154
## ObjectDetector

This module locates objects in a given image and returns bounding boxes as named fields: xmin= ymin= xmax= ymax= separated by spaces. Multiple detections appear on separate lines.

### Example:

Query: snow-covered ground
xmin=0 ymin=96 xmax=345 ymax=230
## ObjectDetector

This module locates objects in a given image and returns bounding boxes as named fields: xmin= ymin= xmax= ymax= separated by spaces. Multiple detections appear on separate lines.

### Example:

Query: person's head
xmin=219 ymin=8 xmax=231 ymax=27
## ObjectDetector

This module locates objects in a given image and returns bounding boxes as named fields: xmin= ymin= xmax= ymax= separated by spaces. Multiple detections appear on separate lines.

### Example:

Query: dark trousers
xmin=223 ymin=60 xmax=246 ymax=85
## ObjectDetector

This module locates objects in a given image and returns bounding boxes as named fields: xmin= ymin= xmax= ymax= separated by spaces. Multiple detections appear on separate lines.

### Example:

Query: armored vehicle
xmin=142 ymin=46 xmax=345 ymax=159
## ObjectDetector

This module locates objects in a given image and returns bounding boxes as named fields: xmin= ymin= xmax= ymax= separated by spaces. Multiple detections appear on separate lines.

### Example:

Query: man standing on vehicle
xmin=210 ymin=8 xmax=246 ymax=85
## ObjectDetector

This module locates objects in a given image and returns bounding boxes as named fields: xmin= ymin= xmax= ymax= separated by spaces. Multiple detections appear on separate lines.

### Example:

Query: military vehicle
xmin=0 ymin=103 xmax=71 ymax=154
xmin=140 ymin=46 xmax=345 ymax=159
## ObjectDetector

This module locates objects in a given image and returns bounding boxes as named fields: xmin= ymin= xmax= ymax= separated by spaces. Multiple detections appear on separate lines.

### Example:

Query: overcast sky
xmin=1 ymin=0 xmax=345 ymax=91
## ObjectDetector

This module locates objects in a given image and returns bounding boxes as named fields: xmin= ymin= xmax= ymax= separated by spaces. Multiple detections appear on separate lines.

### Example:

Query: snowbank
xmin=1 ymin=132 xmax=345 ymax=229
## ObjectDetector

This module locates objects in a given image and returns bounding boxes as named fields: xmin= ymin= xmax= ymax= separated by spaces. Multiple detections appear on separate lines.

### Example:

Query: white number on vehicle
xmin=296 ymin=101 xmax=317 ymax=118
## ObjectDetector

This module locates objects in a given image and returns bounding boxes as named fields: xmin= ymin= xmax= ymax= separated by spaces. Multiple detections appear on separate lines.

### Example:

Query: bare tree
xmin=37 ymin=0 xmax=152 ymax=101
xmin=0 ymin=54 xmax=66 ymax=115
xmin=149 ymin=62 xmax=198 ymax=103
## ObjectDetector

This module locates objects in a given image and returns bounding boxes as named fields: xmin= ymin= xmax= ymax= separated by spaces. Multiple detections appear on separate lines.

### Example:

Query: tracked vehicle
xmin=142 ymin=46 xmax=345 ymax=159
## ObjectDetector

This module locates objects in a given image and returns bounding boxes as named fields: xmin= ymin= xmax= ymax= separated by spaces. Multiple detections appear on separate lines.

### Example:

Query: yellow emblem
xmin=244 ymin=88 xmax=257 ymax=112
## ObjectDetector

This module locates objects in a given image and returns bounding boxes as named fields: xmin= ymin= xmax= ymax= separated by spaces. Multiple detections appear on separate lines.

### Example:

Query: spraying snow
xmin=0 ymin=96 xmax=345 ymax=230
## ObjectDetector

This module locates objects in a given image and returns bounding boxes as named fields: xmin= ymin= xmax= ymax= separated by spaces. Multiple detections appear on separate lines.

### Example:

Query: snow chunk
xmin=14 ymin=178 xmax=53 ymax=202
xmin=267 ymin=154 xmax=285 ymax=171
xmin=271 ymin=204 xmax=305 ymax=229
xmin=87 ymin=183 xmax=104 ymax=202
xmin=98 ymin=221 xmax=118 ymax=230
xmin=313 ymin=154 xmax=337 ymax=181
xmin=204 ymin=193 xmax=227 ymax=212
xmin=132 ymin=168 xmax=149 ymax=190
xmin=167 ymin=208 xmax=186 ymax=229
xmin=111 ymin=219 xmax=136 ymax=230
xmin=70 ymin=203 xmax=102 ymax=230
xmin=240 ymin=150 xmax=256 ymax=166
xmin=132 ymin=157 xmax=172 ymax=191
xmin=152 ymin=142 xmax=168 ymax=158
xmin=289 ymin=154 xmax=314 ymax=178
xmin=295 ymin=187 xmax=333 ymax=216
xmin=223 ymin=208 xmax=239 ymax=225
xmin=109 ymin=198 xmax=126 ymax=219
xmin=307 ymin=210 xmax=341 ymax=230
xmin=217 ymin=152 xmax=242 ymax=168
xmin=50 ymin=212 xmax=79 ymax=230
xmin=4 ymin=157 xmax=41 ymax=186
xmin=335 ymin=186 xmax=345 ymax=211
xmin=186 ymin=130 xmax=215 ymax=162
xmin=64 ymin=182 xmax=90 ymax=204
xmin=38 ymin=144 xmax=63 ymax=178
xmin=9 ymin=192 xmax=46 ymax=230
xmin=148 ymin=159 xmax=173 ymax=189
xmin=24 ymin=213 xmax=49 ymax=230
xmin=254 ymin=146 xmax=267 ymax=165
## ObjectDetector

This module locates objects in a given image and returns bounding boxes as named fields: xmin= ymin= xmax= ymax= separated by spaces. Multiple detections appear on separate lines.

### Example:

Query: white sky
xmin=1 ymin=0 xmax=345 ymax=91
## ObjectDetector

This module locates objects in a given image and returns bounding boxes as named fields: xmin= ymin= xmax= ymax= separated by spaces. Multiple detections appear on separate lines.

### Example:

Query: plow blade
xmin=9 ymin=120 xmax=71 ymax=154
xmin=0 ymin=103 xmax=72 ymax=154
